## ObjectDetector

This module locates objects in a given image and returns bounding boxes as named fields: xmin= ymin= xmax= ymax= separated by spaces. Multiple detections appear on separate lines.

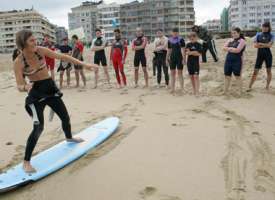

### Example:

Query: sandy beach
xmin=0 ymin=39 xmax=275 ymax=200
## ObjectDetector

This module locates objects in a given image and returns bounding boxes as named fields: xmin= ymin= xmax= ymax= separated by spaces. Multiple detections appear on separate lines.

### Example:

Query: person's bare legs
xmin=80 ymin=69 xmax=86 ymax=87
xmin=224 ymin=76 xmax=231 ymax=95
xmin=178 ymin=69 xmax=184 ymax=91
xmin=94 ymin=68 xmax=99 ymax=89
xmin=66 ymin=68 xmax=71 ymax=87
xmin=75 ymin=69 xmax=80 ymax=88
xmin=248 ymin=69 xmax=259 ymax=91
xmin=103 ymin=66 xmax=110 ymax=84
xmin=134 ymin=67 xmax=139 ymax=88
xmin=235 ymin=76 xmax=242 ymax=96
xmin=195 ymin=75 xmax=200 ymax=96
xmin=59 ymin=71 xmax=64 ymax=89
xmin=170 ymin=69 xmax=176 ymax=94
xmin=190 ymin=75 xmax=196 ymax=95
xmin=142 ymin=67 xmax=149 ymax=88
xmin=266 ymin=68 xmax=272 ymax=91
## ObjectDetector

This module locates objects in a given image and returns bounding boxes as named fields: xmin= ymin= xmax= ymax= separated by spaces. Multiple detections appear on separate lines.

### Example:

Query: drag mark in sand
xmin=189 ymin=100 xmax=275 ymax=200
xmin=139 ymin=186 xmax=182 ymax=200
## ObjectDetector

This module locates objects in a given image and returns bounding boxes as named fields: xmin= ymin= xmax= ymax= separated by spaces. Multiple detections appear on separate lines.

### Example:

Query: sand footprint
xmin=139 ymin=186 xmax=182 ymax=200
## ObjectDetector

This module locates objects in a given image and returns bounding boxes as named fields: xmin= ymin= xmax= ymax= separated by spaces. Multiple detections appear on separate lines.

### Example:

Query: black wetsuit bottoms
xmin=202 ymin=40 xmax=218 ymax=63
xmin=24 ymin=79 xmax=72 ymax=161
xmin=155 ymin=51 xmax=169 ymax=85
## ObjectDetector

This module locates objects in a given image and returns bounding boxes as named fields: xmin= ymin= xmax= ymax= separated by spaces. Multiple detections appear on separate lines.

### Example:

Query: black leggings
xmin=156 ymin=52 xmax=169 ymax=85
xmin=202 ymin=40 xmax=218 ymax=62
xmin=25 ymin=97 xmax=72 ymax=161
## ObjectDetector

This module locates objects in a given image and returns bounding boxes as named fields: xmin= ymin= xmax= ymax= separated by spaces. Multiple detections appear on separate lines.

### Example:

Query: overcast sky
xmin=0 ymin=0 xmax=229 ymax=27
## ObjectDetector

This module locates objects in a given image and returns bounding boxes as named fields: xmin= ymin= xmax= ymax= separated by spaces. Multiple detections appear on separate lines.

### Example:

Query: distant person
xmin=71 ymin=35 xmax=86 ymax=88
xmin=13 ymin=29 xmax=98 ymax=173
xmin=192 ymin=25 xmax=218 ymax=63
xmin=185 ymin=32 xmax=203 ymax=96
xmin=110 ymin=29 xmax=128 ymax=88
xmin=248 ymin=22 xmax=274 ymax=91
xmin=42 ymin=35 xmax=56 ymax=80
xmin=167 ymin=27 xmax=186 ymax=94
xmin=91 ymin=28 xmax=110 ymax=88
xmin=57 ymin=38 xmax=73 ymax=89
xmin=153 ymin=29 xmax=169 ymax=88
xmin=223 ymin=27 xmax=246 ymax=96
xmin=132 ymin=27 xmax=149 ymax=88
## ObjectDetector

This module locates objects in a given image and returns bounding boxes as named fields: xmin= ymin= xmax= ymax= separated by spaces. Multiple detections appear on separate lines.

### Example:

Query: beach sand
xmin=0 ymin=39 xmax=275 ymax=200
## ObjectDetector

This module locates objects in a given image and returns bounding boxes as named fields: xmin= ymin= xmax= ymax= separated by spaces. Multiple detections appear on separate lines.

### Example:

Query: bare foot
xmin=66 ymin=137 xmax=84 ymax=143
xmin=246 ymin=88 xmax=252 ymax=92
xmin=23 ymin=161 xmax=37 ymax=173
xmin=134 ymin=84 xmax=139 ymax=88
xmin=170 ymin=89 xmax=175 ymax=95
xmin=143 ymin=85 xmax=149 ymax=89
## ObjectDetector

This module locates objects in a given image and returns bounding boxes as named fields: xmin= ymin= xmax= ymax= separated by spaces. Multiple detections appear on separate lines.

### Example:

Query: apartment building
xmin=0 ymin=8 xmax=56 ymax=53
xmin=220 ymin=7 xmax=229 ymax=32
xmin=120 ymin=0 xmax=195 ymax=41
xmin=68 ymin=1 xmax=102 ymax=43
xmin=229 ymin=0 xmax=275 ymax=30
xmin=97 ymin=3 xmax=120 ymax=41
xmin=55 ymin=26 xmax=68 ymax=45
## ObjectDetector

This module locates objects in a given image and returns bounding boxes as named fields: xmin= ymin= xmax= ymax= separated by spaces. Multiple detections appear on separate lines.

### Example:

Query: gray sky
xmin=0 ymin=0 xmax=229 ymax=27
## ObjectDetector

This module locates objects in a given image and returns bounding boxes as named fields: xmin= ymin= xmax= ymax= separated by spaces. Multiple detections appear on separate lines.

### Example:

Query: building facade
xmin=97 ymin=3 xmax=120 ymax=41
xmin=0 ymin=9 xmax=56 ymax=53
xmin=55 ymin=26 xmax=68 ymax=45
xmin=120 ymin=0 xmax=195 ymax=41
xmin=68 ymin=1 xmax=102 ymax=43
xmin=220 ymin=7 xmax=229 ymax=32
xmin=202 ymin=19 xmax=222 ymax=32
xmin=229 ymin=0 xmax=275 ymax=30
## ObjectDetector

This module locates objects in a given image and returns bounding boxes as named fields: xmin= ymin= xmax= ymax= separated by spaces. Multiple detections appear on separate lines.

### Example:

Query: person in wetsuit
xmin=167 ymin=27 xmax=186 ymax=94
xmin=153 ymin=29 xmax=169 ymax=88
xmin=91 ymin=28 xmax=110 ymax=88
xmin=132 ymin=27 xmax=149 ymax=88
xmin=110 ymin=28 xmax=128 ymax=88
xmin=57 ymin=38 xmax=73 ymax=89
xmin=71 ymin=35 xmax=87 ymax=88
xmin=192 ymin=25 xmax=218 ymax=63
xmin=13 ymin=30 xmax=98 ymax=173
xmin=185 ymin=32 xmax=203 ymax=96
xmin=248 ymin=22 xmax=274 ymax=91
xmin=223 ymin=27 xmax=246 ymax=96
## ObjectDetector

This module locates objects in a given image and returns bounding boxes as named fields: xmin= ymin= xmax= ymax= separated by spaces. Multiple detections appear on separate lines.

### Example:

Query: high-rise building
xmin=0 ymin=8 xmax=56 ymax=53
xmin=229 ymin=0 xmax=275 ymax=30
xmin=202 ymin=19 xmax=222 ymax=32
xmin=220 ymin=7 xmax=229 ymax=32
xmin=97 ymin=3 xmax=120 ymax=41
xmin=120 ymin=0 xmax=195 ymax=41
xmin=68 ymin=1 xmax=103 ymax=43
xmin=55 ymin=26 xmax=68 ymax=45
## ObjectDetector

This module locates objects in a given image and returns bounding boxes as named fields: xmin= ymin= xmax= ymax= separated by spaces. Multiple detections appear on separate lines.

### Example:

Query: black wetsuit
xmin=92 ymin=37 xmax=107 ymax=66
xmin=133 ymin=36 xmax=147 ymax=67
xmin=193 ymin=26 xmax=218 ymax=63
xmin=254 ymin=32 xmax=274 ymax=69
xmin=186 ymin=42 xmax=203 ymax=75
xmin=224 ymin=38 xmax=246 ymax=76
xmin=168 ymin=36 xmax=185 ymax=70
xmin=23 ymin=53 xmax=72 ymax=161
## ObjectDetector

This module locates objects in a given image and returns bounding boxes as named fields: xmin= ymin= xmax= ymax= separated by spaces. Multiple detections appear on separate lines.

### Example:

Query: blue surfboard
xmin=0 ymin=117 xmax=119 ymax=193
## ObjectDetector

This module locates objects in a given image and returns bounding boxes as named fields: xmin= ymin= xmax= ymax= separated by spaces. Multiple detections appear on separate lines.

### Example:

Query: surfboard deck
xmin=0 ymin=117 xmax=119 ymax=193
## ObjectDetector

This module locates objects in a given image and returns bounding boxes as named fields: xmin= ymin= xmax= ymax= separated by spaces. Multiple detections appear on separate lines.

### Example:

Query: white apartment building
xmin=97 ymin=3 xmax=120 ymax=41
xmin=0 ymin=9 xmax=56 ymax=53
xmin=68 ymin=1 xmax=102 ymax=43
xmin=229 ymin=0 xmax=275 ymax=30
xmin=202 ymin=19 xmax=222 ymax=32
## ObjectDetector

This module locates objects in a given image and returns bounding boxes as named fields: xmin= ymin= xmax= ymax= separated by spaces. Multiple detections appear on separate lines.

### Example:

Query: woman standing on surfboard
xmin=13 ymin=30 xmax=98 ymax=173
